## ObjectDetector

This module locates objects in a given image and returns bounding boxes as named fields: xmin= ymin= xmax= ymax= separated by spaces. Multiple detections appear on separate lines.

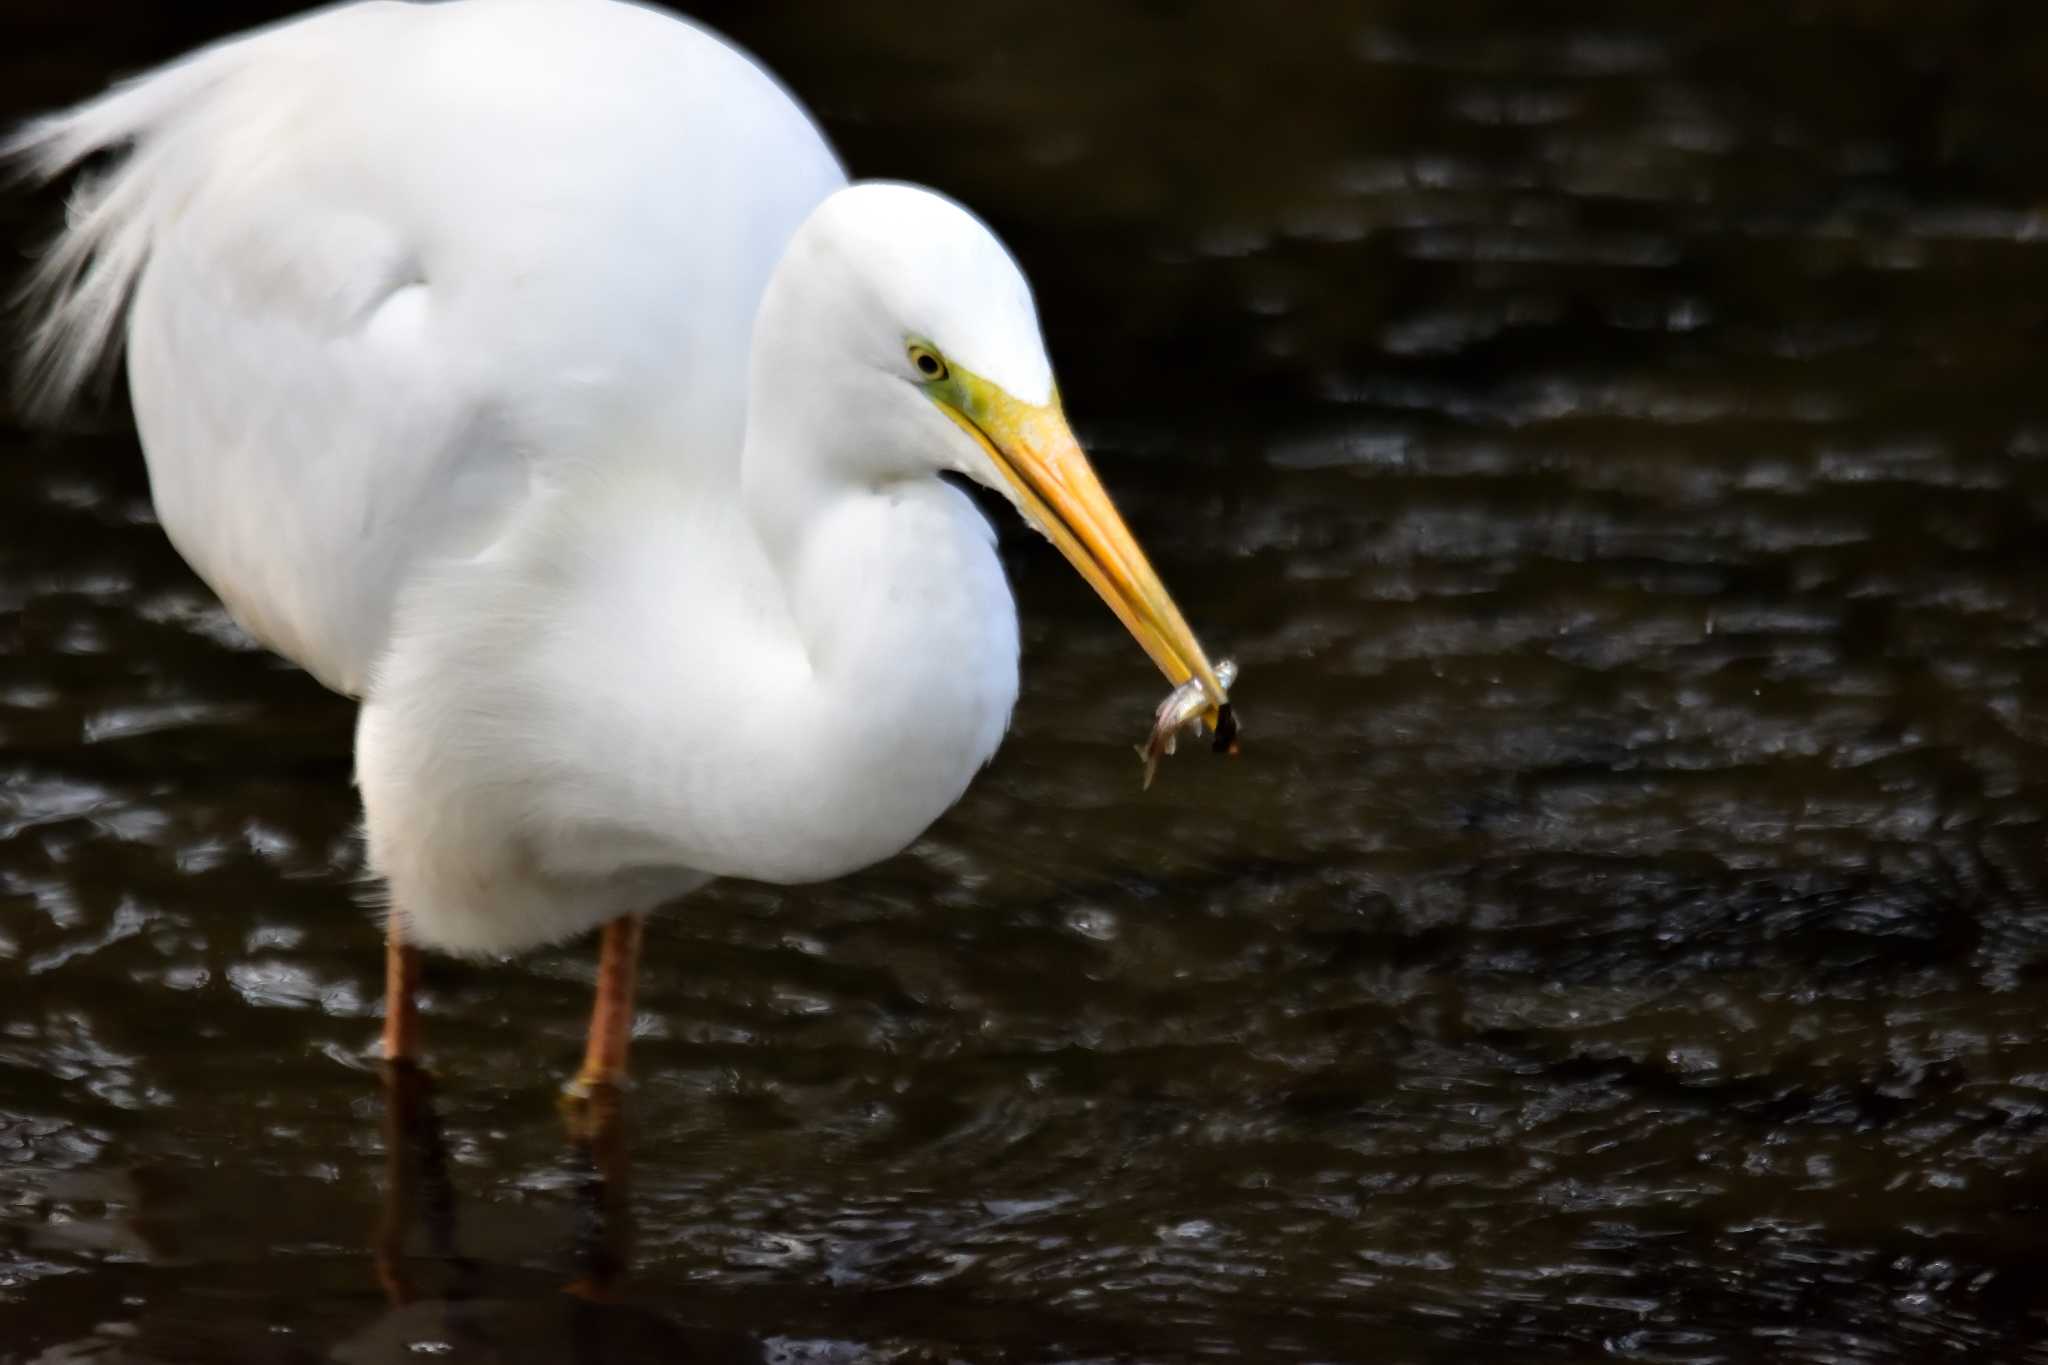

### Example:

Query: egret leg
xmin=568 ymin=913 xmax=646 ymax=1097
xmin=382 ymin=917 xmax=422 ymax=1064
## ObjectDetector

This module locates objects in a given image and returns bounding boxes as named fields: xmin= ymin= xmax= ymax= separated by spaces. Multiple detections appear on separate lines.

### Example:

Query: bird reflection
xmin=338 ymin=1069 xmax=777 ymax=1362
xmin=375 ymin=1064 xmax=633 ymax=1305
xmin=561 ymin=1083 xmax=633 ymax=1302
xmin=373 ymin=1060 xmax=477 ymax=1305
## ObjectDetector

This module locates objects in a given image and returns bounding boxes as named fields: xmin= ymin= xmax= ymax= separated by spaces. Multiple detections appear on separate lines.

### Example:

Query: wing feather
xmin=10 ymin=0 xmax=845 ymax=694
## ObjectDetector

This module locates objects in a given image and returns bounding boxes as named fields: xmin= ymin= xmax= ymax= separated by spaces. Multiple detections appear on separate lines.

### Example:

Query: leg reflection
xmin=349 ymin=1077 xmax=682 ymax=1363
xmin=374 ymin=1064 xmax=634 ymax=1307
xmin=374 ymin=1059 xmax=466 ymax=1306
xmin=564 ymin=1081 xmax=633 ymax=1300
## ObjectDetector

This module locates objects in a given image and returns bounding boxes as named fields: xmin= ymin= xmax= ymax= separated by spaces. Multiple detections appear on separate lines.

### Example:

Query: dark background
xmin=6 ymin=3 xmax=2048 ymax=1361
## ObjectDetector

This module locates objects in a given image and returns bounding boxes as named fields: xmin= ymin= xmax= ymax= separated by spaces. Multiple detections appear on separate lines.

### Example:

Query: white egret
xmin=11 ymin=0 xmax=1230 ymax=1096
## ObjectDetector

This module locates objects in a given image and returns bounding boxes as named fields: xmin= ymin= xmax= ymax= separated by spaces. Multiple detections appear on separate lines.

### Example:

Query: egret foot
xmin=379 ymin=1056 xmax=434 ymax=1104
xmin=557 ymin=1074 xmax=625 ymax=1143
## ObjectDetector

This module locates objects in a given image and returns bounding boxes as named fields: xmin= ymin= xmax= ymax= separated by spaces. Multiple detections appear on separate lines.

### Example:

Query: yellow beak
xmin=935 ymin=370 xmax=1229 ymax=720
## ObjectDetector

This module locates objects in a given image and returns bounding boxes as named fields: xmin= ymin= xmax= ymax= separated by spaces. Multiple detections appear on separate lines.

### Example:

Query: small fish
xmin=1138 ymin=658 xmax=1239 ymax=789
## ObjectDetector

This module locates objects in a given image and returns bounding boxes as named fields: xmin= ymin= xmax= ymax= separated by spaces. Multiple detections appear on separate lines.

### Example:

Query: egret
xmin=11 ymin=0 xmax=1231 ymax=1097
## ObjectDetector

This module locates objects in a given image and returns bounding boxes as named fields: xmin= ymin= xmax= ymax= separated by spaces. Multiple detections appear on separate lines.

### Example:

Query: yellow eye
xmin=908 ymin=343 xmax=947 ymax=381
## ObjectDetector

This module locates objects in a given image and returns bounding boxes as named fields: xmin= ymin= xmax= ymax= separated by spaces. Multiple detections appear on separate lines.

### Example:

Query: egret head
xmin=764 ymin=182 xmax=1228 ymax=710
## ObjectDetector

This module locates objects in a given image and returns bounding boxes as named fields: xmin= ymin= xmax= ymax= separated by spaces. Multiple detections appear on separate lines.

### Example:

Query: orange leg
xmin=568 ymin=913 xmax=646 ymax=1097
xmin=382 ymin=916 xmax=422 ymax=1064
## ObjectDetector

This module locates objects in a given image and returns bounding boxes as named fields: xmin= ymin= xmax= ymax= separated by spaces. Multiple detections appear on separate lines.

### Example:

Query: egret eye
xmin=908 ymin=343 xmax=947 ymax=381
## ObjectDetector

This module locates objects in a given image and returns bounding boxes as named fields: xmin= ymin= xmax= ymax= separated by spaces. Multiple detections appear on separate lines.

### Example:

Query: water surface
xmin=7 ymin=3 xmax=2048 ymax=1361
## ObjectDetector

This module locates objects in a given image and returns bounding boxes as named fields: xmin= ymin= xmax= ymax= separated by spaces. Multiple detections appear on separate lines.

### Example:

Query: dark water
xmin=8 ymin=2 xmax=2048 ymax=1360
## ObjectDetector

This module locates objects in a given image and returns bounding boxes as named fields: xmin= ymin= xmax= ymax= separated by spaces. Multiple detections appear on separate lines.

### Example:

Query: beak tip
xmin=1211 ymin=703 xmax=1239 ymax=753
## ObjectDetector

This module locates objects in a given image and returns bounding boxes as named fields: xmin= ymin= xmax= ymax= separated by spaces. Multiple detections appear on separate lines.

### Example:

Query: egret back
xmin=11 ymin=0 xmax=847 ymax=695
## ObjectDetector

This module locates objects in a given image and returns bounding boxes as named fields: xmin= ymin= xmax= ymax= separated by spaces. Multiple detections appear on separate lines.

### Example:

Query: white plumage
xmin=12 ymin=0 xmax=1227 ymax=966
